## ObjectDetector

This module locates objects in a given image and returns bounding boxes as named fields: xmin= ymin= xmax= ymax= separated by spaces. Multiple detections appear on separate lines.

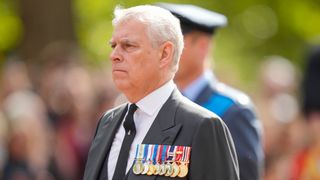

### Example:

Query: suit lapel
xmin=86 ymin=104 xmax=128 ymax=180
xmin=142 ymin=89 xmax=182 ymax=145
xmin=127 ymin=89 xmax=183 ymax=180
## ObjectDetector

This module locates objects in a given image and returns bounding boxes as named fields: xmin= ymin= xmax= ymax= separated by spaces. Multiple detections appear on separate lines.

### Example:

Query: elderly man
xmin=157 ymin=3 xmax=264 ymax=180
xmin=84 ymin=5 xmax=239 ymax=180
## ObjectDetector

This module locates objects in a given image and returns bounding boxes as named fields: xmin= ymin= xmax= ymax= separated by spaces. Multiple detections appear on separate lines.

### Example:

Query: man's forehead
xmin=115 ymin=19 xmax=146 ymax=31
xmin=110 ymin=33 xmax=141 ymax=43
xmin=111 ymin=21 xmax=146 ymax=41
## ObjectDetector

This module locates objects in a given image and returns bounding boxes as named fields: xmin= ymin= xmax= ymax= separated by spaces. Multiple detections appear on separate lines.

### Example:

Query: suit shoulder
xmin=179 ymin=96 xmax=221 ymax=120
xmin=177 ymin=95 xmax=232 ymax=144
xmin=212 ymin=82 xmax=254 ymax=108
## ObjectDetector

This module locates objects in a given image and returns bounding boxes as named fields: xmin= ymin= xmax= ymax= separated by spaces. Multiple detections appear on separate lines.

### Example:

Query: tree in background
xmin=18 ymin=0 xmax=76 ymax=64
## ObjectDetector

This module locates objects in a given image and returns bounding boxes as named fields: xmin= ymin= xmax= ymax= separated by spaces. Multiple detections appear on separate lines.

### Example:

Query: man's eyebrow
xmin=120 ymin=38 xmax=133 ymax=43
xmin=109 ymin=38 xmax=138 ymax=46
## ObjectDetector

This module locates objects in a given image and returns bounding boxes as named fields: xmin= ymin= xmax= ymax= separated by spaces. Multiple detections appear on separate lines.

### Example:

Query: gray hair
xmin=112 ymin=5 xmax=184 ymax=74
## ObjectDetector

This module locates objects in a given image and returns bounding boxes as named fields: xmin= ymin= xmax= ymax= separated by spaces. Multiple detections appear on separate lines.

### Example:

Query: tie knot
xmin=128 ymin=103 xmax=138 ymax=114
xmin=123 ymin=103 xmax=138 ymax=134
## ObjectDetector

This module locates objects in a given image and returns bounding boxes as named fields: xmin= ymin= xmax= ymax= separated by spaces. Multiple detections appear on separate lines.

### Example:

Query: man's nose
xmin=110 ymin=47 xmax=122 ymax=62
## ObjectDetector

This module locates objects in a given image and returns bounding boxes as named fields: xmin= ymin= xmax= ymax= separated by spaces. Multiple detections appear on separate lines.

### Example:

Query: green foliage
xmin=73 ymin=0 xmax=116 ymax=65
xmin=0 ymin=0 xmax=319 ymax=89
xmin=0 ymin=0 xmax=21 ymax=54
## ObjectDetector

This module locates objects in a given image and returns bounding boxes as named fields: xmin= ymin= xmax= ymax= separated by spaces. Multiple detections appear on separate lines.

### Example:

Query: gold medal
xmin=170 ymin=162 xmax=180 ymax=177
xmin=159 ymin=163 xmax=166 ymax=175
xmin=178 ymin=163 xmax=189 ymax=178
xmin=147 ymin=163 xmax=156 ymax=176
xmin=154 ymin=163 xmax=160 ymax=175
xmin=141 ymin=163 xmax=149 ymax=174
xmin=177 ymin=146 xmax=191 ymax=177
xmin=133 ymin=161 xmax=144 ymax=175
xmin=164 ymin=162 xmax=173 ymax=176
xmin=133 ymin=144 xmax=145 ymax=175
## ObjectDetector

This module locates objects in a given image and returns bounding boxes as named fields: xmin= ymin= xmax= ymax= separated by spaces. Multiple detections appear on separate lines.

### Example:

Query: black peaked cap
xmin=156 ymin=2 xmax=227 ymax=34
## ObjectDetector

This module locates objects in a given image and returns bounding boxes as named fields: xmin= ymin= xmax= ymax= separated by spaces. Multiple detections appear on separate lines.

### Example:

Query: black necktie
xmin=112 ymin=104 xmax=138 ymax=180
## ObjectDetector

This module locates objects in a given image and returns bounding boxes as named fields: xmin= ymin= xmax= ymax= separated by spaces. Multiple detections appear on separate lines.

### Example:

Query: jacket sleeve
xmin=223 ymin=106 xmax=264 ymax=180
xmin=189 ymin=117 xmax=240 ymax=180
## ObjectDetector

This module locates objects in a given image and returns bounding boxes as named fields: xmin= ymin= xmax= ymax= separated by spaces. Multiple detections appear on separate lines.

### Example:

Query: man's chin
xmin=113 ymin=80 xmax=130 ymax=92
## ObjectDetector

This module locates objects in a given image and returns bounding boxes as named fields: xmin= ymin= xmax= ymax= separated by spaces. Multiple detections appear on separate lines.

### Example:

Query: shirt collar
xmin=136 ymin=80 xmax=175 ymax=116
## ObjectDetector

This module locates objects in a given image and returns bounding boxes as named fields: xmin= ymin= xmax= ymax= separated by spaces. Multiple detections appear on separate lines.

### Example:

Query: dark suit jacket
xmin=195 ymin=80 xmax=264 ymax=180
xmin=84 ymin=89 xmax=239 ymax=180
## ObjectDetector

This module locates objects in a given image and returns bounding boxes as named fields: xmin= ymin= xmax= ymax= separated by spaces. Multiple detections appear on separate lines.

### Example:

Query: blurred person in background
xmin=158 ymin=3 xmax=264 ymax=180
xmin=290 ymin=46 xmax=320 ymax=179
xmin=2 ymin=132 xmax=34 ymax=180
xmin=0 ymin=43 xmax=119 ymax=180
xmin=91 ymin=67 xmax=120 ymax=118
xmin=0 ymin=59 xmax=33 ymax=99
xmin=0 ymin=59 xmax=53 ymax=179
xmin=50 ymin=64 xmax=96 ymax=180
xmin=36 ymin=42 xmax=119 ymax=180
xmin=257 ymin=56 xmax=303 ymax=180
xmin=36 ymin=43 xmax=108 ymax=180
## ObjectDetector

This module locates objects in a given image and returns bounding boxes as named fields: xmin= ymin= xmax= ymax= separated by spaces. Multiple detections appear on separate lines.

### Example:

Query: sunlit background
xmin=0 ymin=0 xmax=319 ymax=179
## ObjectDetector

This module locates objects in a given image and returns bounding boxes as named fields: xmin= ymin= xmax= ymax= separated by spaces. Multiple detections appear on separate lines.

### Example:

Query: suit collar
xmin=136 ymin=80 xmax=175 ymax=116
xmin=86 ymin=104 xmax=128 ymax=180
xmin=145 ymin=88 xmax=181 ymax=134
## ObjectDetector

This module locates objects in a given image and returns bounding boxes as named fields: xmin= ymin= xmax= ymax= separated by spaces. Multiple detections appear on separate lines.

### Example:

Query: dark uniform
xmin=196 ymin=73 xmax=264 ymax=180
xmin=157 ymin=3 xmax=264 ymax=180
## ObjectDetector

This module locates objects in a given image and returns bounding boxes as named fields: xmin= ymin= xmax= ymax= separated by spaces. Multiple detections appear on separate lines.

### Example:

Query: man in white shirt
xmin=84 ymin=5 xmax=239 ymax=180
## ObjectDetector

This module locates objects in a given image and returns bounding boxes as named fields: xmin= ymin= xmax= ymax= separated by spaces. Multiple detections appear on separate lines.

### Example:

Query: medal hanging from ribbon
xmin=148 ymin=144 xmax=158 ymax=175
xmin=159 ymin=145 xmax=167 ymax=175
xmin=133 ymin=144 xmax=145 ymax=175
xmin=147 ymin=144 xmax=156 ymax=175
xmin=154 ymin=144 xmax=161 ymax=175
xmin=132 ymin=144 xmax=191 ymax=178
xmin=170 ymin=146 xmax=180 ymax=177
xmin=165 ymin=145 xmax=174 ymax=176
xmin=178 ymin=146 xmax=191 ymax=178
xmin=141 ymin=144 xmax=150 ymax=175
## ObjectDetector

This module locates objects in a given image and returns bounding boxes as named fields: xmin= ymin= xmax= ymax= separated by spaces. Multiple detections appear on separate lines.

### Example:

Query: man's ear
xmin=159 ymin=41 xmax=174 ymax=68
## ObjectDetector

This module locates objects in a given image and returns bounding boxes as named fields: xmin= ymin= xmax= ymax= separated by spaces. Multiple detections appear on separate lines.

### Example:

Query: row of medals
xmin=133 ymin=160 xmax=189 ymax=178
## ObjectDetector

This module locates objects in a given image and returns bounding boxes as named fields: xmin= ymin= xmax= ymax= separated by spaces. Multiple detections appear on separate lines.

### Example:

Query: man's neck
xmin=125 ymin=78 xmax=171 ymax=103
xmin=175 ymin=70 xmax=204 ymax=90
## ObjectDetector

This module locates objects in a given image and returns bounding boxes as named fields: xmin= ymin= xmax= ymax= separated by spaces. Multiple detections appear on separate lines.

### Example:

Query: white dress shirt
xmin=107 ymin=80 xmax=175 ymax=179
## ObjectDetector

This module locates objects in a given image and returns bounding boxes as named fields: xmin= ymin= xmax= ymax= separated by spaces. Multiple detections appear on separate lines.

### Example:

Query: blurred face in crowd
xmin=109 ymin=19 xmax=173 ymax=102
xmin=174 ymin=31 xmax=211 ymax=89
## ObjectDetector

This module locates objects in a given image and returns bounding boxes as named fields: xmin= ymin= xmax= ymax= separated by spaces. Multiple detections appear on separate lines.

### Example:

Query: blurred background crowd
xmin=0 ymin=43 xmax=120 ymax=179
xmin=0 ymin=0 xmax=319 ymax=179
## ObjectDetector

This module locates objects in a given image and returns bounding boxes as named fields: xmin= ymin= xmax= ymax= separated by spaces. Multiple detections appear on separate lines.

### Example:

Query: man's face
xmin=109 ymin=20 xmax=162 ymax=96
xmin=178 ymin=34 xmax=197 ymax=74
xmin=175 ymin=33 xmax=203 ymax=82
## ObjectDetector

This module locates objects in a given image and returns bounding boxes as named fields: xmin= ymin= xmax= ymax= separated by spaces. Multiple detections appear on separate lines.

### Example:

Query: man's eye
xmin=110 ymin=43 xmax=116 ymax=49
xmin=124 ymin=43 xmax=133 ymax=48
